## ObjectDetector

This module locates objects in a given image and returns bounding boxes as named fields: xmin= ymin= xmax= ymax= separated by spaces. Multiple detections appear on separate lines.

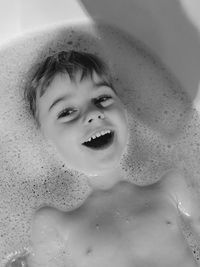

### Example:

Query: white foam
xmin=1 ymin=21 xmax=200 ymax=265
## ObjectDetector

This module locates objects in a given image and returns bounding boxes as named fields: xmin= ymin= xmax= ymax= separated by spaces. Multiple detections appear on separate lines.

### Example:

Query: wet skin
xmin=26 ymin=71 xmax=200 ymax=266
xmin=36 ymin=71 xmax=129 ymax=176
xmin=28 ymin=175 xmax=200 ymax=267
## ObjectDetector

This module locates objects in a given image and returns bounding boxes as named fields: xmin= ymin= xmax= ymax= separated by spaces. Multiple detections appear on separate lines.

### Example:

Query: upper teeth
xmin=86 ymin=130 xmax=112 ymax=142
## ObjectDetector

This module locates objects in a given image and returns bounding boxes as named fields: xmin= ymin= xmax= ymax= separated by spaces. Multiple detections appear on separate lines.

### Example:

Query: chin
xmin=80 ymin=166 xmax=110 ymax=177
xmin=92 ymin=164 xmax=120 ymax=176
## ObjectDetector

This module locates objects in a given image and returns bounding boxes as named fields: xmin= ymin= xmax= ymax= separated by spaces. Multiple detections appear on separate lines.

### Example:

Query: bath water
xmin=0 ymin=21 xmax=200 ymax=265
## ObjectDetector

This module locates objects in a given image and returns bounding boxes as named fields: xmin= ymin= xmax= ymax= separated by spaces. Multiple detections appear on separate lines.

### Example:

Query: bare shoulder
xmin=31 ymin=206 xmax=72 ymax=240
xmin=159 ymin=170 xmax=200 ymax=220
xmin=32 ymin=206 xmax=63 ymax=228
xmin=28 ymin=207 xmax=71 ymax=267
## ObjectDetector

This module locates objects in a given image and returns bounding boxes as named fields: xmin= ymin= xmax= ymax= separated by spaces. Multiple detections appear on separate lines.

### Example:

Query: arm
xmin=160 ymin=170 xmax=200 ymax=221
xmin=177 ymin=206 xmax=200 ymax=264
xmin=160 ymin=170 xmax=200 ymax=264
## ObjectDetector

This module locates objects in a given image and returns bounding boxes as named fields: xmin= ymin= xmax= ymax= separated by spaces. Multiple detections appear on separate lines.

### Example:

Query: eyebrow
xmin=48 ymin=81 xmax=115 ymax=112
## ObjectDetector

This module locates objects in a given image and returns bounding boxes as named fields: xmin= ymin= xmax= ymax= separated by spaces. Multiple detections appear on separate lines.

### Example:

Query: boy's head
xmin=24 ymin=50 xmax=129 ymax=176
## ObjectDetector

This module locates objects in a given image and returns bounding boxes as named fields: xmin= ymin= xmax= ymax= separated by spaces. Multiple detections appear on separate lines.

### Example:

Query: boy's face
xmin=36 ymin=71 xmax=129 ymax=176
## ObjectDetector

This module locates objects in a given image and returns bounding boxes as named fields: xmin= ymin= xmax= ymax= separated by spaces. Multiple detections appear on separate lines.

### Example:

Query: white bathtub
xmin=1 ymin=0 xmax=200 ymax=265
xmin=1 ymin=0 xmax=200 ymax=100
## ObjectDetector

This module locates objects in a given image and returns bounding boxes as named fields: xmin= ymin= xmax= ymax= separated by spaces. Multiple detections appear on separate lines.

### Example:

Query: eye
xmin=57 ymin=108 xmax=76 ymax=119
xmin=96 ymin=95 xmax=113 ymax=107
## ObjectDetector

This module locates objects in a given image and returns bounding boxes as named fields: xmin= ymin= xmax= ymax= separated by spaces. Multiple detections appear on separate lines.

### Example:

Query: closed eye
xmin=95 ymin=95 xmax=113 ymax=106
xmin=57 ymin=95 xmax=113 ymax=120
xmin=57 ymin=108 xmax=76 ymax=119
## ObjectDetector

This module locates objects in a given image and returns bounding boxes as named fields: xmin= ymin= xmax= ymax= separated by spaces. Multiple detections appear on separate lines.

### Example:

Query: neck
xmin=87 ymin=166 xmax=124 ymax=191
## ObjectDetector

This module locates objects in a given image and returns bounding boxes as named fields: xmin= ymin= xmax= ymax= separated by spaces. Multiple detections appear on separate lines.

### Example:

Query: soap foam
xmin=1 ymin=22 xmax=200 ymax=265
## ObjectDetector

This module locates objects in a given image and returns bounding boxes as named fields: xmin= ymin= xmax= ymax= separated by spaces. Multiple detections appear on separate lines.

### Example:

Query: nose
xmin=85 ymin=109 xmax=105 ymax=124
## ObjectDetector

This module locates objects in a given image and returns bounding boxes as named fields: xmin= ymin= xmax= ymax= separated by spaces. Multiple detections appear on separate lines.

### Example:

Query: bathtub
xmin=0 ymin=0 xmax=200 ymax=100
xmin=1 ymin=0 xmax=200 ymax=265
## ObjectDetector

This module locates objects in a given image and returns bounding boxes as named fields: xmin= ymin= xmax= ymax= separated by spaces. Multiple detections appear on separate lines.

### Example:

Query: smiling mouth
xmin=82 ymin=131 xmax=115 ymax=150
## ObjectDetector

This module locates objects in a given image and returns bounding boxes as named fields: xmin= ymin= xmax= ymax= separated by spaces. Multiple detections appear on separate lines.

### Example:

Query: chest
xmin=60 ymin=187 xmax=196 ymax=267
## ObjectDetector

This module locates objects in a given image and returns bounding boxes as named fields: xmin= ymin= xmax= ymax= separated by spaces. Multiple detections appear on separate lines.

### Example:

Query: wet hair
xmin=24 ymin=50 xmax=114 ymax=128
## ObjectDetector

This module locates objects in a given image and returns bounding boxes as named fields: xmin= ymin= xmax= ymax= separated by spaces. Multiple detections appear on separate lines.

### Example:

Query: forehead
xmin=37 ymin=70 xmax=115 ymax=100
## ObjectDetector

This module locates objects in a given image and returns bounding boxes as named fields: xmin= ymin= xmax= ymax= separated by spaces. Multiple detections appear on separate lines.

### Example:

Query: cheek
xmin=40 ymin=121 xmax=53 ymax=141
xmin=117 ymin=108 xmax=129 ymax=143
xmin=53 ymin=128 xmax=76 ymax=147
xmin=113 ymin=105 xmax=128 ymax=131
xmin=41 ymin=121 xmax=76 ymax=150
xmin=51 ymin=130 xmax=79 ymax=163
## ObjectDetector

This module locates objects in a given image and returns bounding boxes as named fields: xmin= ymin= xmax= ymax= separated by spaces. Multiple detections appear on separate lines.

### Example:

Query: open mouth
xmin=82 ymin=131 xmax=115 ymax=150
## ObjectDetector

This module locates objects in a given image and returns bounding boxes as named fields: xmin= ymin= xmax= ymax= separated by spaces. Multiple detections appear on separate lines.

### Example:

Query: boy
xmin=9 ymin=50 xmax=200 ymax=266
